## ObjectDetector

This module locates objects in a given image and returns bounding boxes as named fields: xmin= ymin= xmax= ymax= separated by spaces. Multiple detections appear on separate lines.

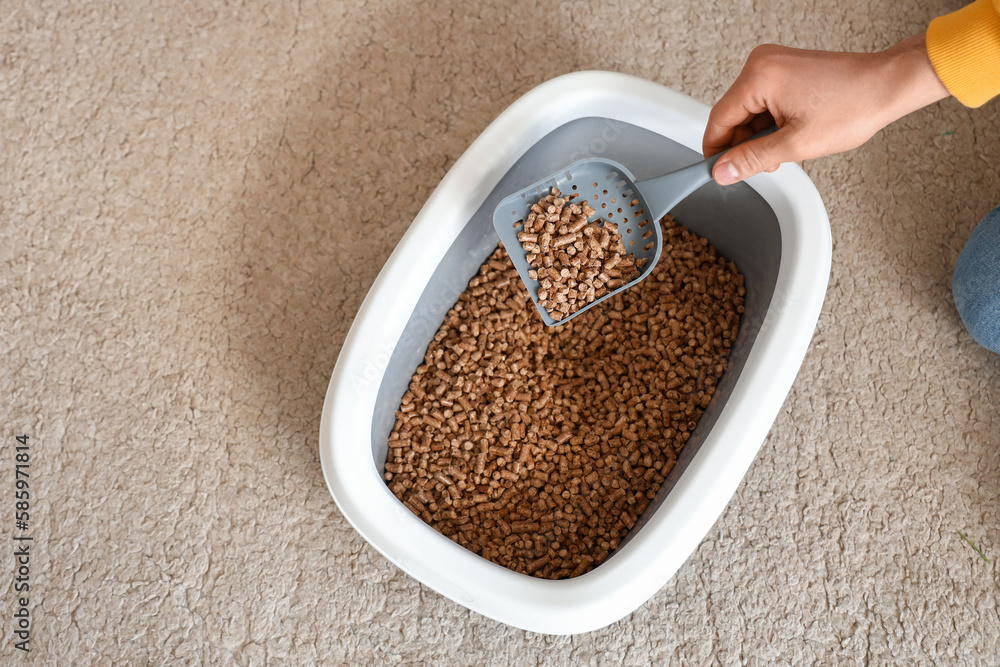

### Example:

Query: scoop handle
xmin=703 ymin=124 xmax=779 ymax=171
xmin=637 ymin=124 xmax=779 ymax=219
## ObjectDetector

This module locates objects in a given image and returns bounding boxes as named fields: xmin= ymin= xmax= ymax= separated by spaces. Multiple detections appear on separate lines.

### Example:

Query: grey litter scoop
xmin=493 ymin=125 xmax=777 ymax=326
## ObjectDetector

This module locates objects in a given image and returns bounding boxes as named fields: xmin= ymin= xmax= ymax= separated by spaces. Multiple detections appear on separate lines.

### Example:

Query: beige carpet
xmin=3 ymin=0 xmax=999 ymax=663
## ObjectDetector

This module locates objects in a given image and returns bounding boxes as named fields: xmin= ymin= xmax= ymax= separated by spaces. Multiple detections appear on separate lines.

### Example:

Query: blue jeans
xmin=953 ymin=205 xmax=1000 ymax=354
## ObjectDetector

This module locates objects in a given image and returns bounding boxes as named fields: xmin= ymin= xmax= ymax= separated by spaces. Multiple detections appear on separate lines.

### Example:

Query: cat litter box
xmin=319 ymin=71 xmax=831 ymax=635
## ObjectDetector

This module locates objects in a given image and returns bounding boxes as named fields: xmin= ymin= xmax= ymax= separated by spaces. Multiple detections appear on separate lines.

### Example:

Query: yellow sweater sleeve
xmin=927 ymin=0 xmax=1000 ymax=107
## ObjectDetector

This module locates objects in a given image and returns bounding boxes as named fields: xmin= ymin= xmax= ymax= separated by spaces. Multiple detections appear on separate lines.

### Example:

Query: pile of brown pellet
xmin=384 ymin=215 xmax=745 ymax=580
xmin=517 ymin=188 xmax=641 ymax=321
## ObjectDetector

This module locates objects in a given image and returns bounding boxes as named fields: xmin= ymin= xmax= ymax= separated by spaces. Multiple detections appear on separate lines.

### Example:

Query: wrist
xmin=878 ymin=33 xmax=950 ymax=123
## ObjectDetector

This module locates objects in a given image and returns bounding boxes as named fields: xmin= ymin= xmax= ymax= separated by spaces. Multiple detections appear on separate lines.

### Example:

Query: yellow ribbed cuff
xmin=927 ymin=0 xmax=1000 ymax=107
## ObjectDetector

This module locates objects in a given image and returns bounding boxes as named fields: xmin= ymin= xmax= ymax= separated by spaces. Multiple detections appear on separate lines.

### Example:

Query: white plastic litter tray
xmin=319 ymin=71 xmax=831 ymax=635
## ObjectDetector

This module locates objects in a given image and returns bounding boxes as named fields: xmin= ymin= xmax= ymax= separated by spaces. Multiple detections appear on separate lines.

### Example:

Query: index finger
xmin=703 ymin=76 xmax=770 ymax=157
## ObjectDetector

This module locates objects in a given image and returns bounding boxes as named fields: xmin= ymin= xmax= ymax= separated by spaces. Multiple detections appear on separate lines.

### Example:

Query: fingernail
xmin=716 ymin=161 xmax=739 ymax=185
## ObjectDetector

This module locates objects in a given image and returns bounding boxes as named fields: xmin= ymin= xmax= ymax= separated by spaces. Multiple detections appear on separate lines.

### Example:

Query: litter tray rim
xmin=319 ymin=71 xmax=831 ymax=635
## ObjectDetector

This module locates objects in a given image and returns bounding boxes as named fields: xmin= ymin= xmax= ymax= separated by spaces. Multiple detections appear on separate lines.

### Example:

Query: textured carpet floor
xmin=3 ymin=0 xmax=999 ymax=664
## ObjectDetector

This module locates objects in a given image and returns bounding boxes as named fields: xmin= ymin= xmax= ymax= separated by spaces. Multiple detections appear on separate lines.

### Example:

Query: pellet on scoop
xmin=518 ymin=188 xmax=640 ymax=321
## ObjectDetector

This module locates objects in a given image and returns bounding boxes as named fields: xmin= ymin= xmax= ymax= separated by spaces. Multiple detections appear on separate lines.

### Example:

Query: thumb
xmin=711 ymin=130 xmax=793 ymax=185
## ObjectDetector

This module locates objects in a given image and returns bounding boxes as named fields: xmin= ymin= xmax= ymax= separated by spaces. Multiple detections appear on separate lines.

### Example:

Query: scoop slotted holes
xmin=494 ymin=158 xmax=661 ymax=327
xmin=493 ymin=126 xmax=777 ymax=326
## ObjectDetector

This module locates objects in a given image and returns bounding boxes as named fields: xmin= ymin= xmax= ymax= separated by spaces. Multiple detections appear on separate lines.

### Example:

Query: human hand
xmin=704 ymin=34 xmax=950 ymax=185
